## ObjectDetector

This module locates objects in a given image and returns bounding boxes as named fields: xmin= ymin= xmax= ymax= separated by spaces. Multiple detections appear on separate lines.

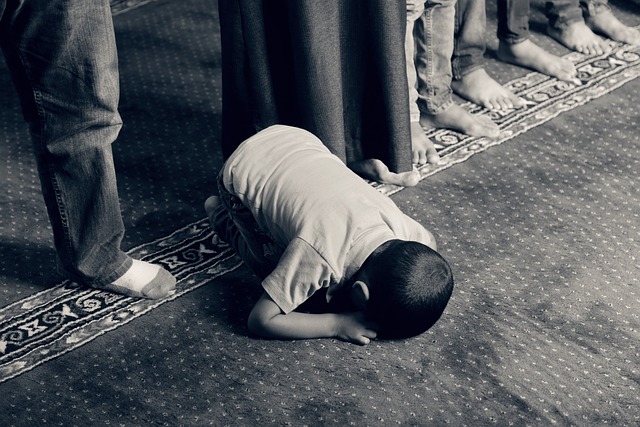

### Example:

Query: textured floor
xmin=1 ymin=0 xmax=640 ymax=425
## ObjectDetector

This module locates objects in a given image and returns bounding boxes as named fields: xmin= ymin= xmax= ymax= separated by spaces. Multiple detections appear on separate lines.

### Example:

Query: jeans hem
xmin=453 ymin=63 xmax=484 ymax=81
xmin=58 ymin=254 xmax=133 ymax=287
xmin=547 ymin=16 xmax=584 ymax=31
xmin=419 ymin=98 xmax=455 ymax=116
xmin=498 ymin=35 xmax=528 ymax=45
xmin=100 ymin=256 xmax=135 ymax=285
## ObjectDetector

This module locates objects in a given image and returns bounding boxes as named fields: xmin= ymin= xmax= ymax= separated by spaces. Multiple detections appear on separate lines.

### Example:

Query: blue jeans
xmin=1 ymin=0 xmax=132 ymax=286
xmin=546 ymin=1 xmax=610 ymax=32
xmin=407 ymin=0 xmax=455 ymax=116
xmin=497 ymin=0 xmax=531 ymax=44
xmin=499 ymin=1 xmax=610 ymax=42
xmin=452 ymin=0 xmax=486 ymax=80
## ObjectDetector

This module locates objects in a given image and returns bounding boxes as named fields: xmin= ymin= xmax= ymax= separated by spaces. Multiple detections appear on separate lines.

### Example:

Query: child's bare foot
xmin=204 ymin=195 xmax=221 ymax=218
xmin=420 ymin=104 xmax=500 ymax=138
xmin=547 ymin=20 xmax=611 ymax=55
xmin=586 ymin=8 xmax=640 ymax=45
xmin=348 ymin=159 xmax=421 ymax=187
xmin=451 ymin=68 xmax=524 ymax=111
xmin=101 ymin=259 xmax=176 ymax=299
xmin=410 ymin=121 xmax=440 ymax=166
xmin=498 ymin=39 xmax=581 ymax=85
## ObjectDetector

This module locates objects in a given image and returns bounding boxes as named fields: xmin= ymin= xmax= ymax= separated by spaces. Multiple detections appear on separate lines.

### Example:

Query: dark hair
xmin=362 ymin=240 xmax=454 ymax=339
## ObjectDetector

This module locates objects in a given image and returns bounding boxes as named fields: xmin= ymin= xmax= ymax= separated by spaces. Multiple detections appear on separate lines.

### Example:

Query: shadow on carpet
xmin=1 ymin=0 xmax=639 ymax=425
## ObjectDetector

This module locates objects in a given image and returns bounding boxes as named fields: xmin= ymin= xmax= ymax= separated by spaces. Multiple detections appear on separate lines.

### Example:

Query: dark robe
xmin=218 ymin=0 xmax=413 ymax=173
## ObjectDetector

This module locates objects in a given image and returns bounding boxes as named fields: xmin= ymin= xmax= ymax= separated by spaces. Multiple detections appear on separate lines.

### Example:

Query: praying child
xmin=205 ymin=125 xmax=454 ymax=344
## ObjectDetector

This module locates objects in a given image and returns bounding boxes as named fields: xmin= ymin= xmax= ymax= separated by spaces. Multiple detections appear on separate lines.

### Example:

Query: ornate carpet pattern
xmin=0 ymin=220 xmax=241 ymax=383
xmin=1 ymin=38 xmax=639 ymax=385
xmin=377 ymin=40 xmax=640 ymax=196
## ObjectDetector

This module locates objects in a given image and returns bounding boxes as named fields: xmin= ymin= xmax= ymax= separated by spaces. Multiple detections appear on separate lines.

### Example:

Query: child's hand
xmin=335 ymin=312 xmax=378 ymax=345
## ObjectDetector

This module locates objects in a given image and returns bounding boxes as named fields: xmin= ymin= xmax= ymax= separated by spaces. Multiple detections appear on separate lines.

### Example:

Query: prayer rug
xmin=2 ymin=35 xmax=639 ymax=386
xmin=376 ymin=40 xmax=640 ymax=196
xmin=0 ymin=220 xmax=241 ymax=383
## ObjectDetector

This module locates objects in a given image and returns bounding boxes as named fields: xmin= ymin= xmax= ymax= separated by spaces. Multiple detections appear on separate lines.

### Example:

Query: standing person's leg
xmin=545 ymin=0 xmax=611 ymax=55
xmin=450 ymin=0 xmax=523 ymax=111
xmin=0 ymin=0 xmax=175 ymax=298
xmin=581 ymin=0 xmax=640 ymax=45
xmin=496 ymin=0 xmax=579 ymax=83
xmin=415 ymin=0 xmax=499 ymax=138
xmin=405 ymin=0 xmax=440 ymax=167
xmin=341 ymin=0 xmax=435 ymax=188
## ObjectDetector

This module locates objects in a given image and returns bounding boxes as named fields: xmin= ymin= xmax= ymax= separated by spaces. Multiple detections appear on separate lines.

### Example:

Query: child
xmin=205 ymin=125 xmax=454 ymax=345
xmin=406 ymin=0 xmax=500 ymax=139
xmin=546 ymin=1 xmax=640 ymax=55
xmin=497 ymin=0 xmax=581 ymax=84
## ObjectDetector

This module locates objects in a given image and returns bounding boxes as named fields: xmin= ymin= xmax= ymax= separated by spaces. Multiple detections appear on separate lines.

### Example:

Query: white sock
xmin=103 ymin=259 xmax=176 ymax=299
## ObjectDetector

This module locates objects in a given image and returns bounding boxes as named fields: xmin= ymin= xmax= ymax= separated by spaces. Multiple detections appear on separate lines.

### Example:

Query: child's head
xmin=357 ymin=239 xmax=454 ymax=339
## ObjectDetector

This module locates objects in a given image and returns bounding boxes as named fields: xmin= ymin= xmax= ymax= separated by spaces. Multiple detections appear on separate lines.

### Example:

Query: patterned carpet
xmin=379 ymin=41 xmax=640 ymax=195
xmin=1 ymin=0 xmax=640 ymax=425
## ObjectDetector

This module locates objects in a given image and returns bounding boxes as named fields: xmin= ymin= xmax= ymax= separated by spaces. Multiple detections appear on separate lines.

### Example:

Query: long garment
xmin=218 ymin=0 xmax=414 ymax=174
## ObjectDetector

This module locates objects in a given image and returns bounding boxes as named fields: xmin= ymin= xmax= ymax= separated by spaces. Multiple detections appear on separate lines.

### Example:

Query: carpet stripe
xmin=1 ymin=37 xmax=639 ymax=384
xmin=0 ymin=220 xmax=243 ymax=383
xmin=375 ymin=42 xmax=640 ymax=196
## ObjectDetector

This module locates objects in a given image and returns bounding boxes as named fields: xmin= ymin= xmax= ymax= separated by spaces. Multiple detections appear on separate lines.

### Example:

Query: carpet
xmin=377 ymin=40 xmax=640 ymax=195
xmin=1 ymin=0 xmax=639 ymax=425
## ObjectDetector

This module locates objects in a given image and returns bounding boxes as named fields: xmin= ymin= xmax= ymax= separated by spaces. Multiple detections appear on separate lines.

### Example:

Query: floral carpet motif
xmin=1 ymin=23 xmax=639 ymax=385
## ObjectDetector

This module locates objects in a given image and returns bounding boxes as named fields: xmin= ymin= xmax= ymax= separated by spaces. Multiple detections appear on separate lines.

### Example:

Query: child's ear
xmin=351 ymin=281 xmax=370 ymax=309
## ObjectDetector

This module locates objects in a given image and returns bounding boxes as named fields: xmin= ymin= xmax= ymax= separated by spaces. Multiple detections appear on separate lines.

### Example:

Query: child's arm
xmin=247 ymin=292 xmax=378 ymax=345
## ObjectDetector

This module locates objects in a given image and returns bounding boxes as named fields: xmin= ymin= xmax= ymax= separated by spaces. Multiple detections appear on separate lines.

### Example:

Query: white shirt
xmin=223 ymin=125 xmax=433 ymax=313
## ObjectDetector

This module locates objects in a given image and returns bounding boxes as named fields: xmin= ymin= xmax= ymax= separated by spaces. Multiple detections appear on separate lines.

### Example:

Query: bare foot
xmin=547 ymin=20 xmax=611 ymax=55
xmin=420 ymin=104 xmax=500 ymax=138
xmin=410 ymin=121 xmax=440 ymax=166
xmin=451 ymin=68 xmax=524 ymax=111
xmin=498 ymin=39 xmax=581 ymax=85
xmin=204 ymin=195 xmax=221 ymax=218
xmin=348 ymin=159 xmax=420 ymax=187
xmin=586 ymin=8 xmax=640 ymax=45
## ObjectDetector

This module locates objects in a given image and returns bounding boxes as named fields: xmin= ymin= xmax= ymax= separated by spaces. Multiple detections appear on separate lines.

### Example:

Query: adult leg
xmin=415 ymin=0 xmax=499 ymax=137
xmin=451 ymin=0 xmax=523 ymax=111
xmin=0 ymin=0 xmax=175 ymax=298
xmin=582 ymin=0 xmax=640 ymax=45
xmin=545 ymin=0 xmax=611 ymax=55
xmin=497 ymin=0 xmax=579 ymax=83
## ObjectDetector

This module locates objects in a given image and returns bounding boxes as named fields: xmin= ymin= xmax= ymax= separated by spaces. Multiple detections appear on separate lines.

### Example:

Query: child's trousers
xmin=209 ymin=172 xmax=283 ymax=279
